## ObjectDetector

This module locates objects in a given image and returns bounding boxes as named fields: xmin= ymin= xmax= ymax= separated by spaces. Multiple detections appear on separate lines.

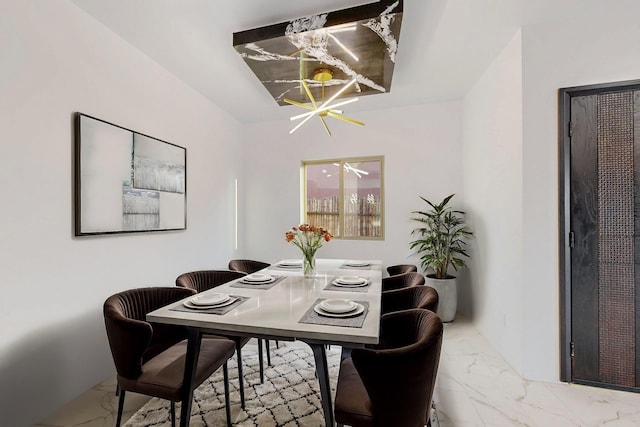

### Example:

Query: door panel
xmin=568 ymin=89 xmax=639 ymax=390
xmin=635 ymin=91 xmax=640 ymax=386
xmin=569 ymin=95 xmax=599 ymax=382
xmin=595 ymin=91 xmax=635 ymax=387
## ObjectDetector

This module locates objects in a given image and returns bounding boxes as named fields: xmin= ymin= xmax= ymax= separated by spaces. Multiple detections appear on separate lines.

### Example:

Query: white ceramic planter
xmin=425 ymin=275 xmax=457 ymax=322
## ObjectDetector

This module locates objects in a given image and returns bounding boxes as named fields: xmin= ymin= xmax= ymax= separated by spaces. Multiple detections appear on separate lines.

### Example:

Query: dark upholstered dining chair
xmin=228 ymin=259 xmax=278 ymax=363
xmin=334 ymin=309 xmax=443 ymax=427
xmin=228 ymin=259 xmax=270 ymax=274
xmin=103 ymin=287 xmax=236 ymax=427
xmin=176 ymin=270 xmax=247 ymax=294
xmin=381 ymin=285 xmax=439 ymax=315
xmin=175 ymin=269 xmax=264 ymax=409
xmin=381 ymin=271 xmax=425 ymax=292
xmin=386 ymin=263 xmax=418 ymax=277
xmin=341 ymin=284 xmax=440 ymax=363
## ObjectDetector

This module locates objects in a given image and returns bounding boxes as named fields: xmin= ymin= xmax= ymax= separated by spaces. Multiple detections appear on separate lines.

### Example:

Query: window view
xmin=303 ymin=157 xmax=383 ymax=239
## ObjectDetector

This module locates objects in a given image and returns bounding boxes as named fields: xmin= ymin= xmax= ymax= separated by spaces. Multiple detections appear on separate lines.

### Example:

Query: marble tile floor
xmin=434 ymin=321 xmax=640 ymax=427
xmin=35 ymin=320 xmax=640 ymax=427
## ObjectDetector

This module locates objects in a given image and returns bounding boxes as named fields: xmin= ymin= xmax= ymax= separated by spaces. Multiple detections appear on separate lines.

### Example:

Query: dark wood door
xmin=566 ymin=87 xmax=640 ymax=391
xmin=569 ymin=94 xmax=599 ymax=383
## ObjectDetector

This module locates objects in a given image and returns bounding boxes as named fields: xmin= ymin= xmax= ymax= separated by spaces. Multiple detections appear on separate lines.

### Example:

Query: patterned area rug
xmin=124 ymin=344 xmax=341 ymax=427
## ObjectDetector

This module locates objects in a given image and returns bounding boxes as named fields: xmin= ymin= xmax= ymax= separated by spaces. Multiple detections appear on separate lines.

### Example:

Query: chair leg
xmin=275 ymin=340 xmax=279 ymax=348
xmin=258 ymin=339 xmax=265 ymax=383
xmin=428 ymin=400 xmax=440 ymax=427
xmin=115 ymin=389 xmax=126 ymax=427
xmin=170 ymin=401 xmax=176 ymax=427
xmin=265 ymin=339 xmax=272 ymax=366
xmin=115 ymin=384 xmax=120 ymax=396
xmin=235 ymin=343 xmax=246 ymax=409
xmin=223 ymin=362 xmax=231 ymax=427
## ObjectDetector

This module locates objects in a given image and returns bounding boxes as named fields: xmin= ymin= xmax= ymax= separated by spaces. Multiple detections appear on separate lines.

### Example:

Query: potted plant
xmin=409 ymin=194 xmax=472 ymax=322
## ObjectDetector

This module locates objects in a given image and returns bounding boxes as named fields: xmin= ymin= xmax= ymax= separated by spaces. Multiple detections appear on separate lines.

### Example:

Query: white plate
xmin=335 ymin=276 xmax=366 ymax=285
xmin=345 ymin=260 xmax=370 ymax=267
xmin=314 ymin=302 xmax=365 ymax=318
xmin=278 ymin=259 xmax=302 ymax=267
xmin=184 ymin=297 xmax=237 ymax=310
xmin=332 ymin=280 xmax=369 ymax=288
xmin=189 ymin=293 xmax=230 ymax=306
xmin=240 ymin=276 xmax=276 ymax=284
xmin=244 ymin=273 xmax=273 ymax=282
xmin=320 ymin=299 xmax=356 ymax=313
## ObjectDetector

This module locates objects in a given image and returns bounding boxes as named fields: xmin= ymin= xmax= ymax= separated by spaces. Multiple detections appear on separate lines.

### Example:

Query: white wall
xmin=0 ymin=2 xmax=243 ymax=425
xmin=241 ymin=101 xmax=465 ymax=291
xmin=462 ymin=31 xmax=524 ymax=373
xmin=521 ymin=1 xmax=640 ymax=381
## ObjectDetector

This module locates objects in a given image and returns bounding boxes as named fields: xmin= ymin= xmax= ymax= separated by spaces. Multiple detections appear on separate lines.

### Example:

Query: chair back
xmin=175 ymin=270 xmax=246 ymax=293
xmin=386 ymin=264 xmax=418 ymax=276
xmin=228 ymin=259 xmax=270 ymax=274
xmin=381 ymin=285 xmax=438 ymax=315
xmin=103 ymin=287 xmax=195 ymax=379
xmin=349 ymin=309 xmax=443 ymax=427
xmin=382 ymin=271 xmax=425 ymax=292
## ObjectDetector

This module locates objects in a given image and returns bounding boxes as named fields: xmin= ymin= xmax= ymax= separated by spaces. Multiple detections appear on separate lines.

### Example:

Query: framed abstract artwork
xmin=74 ymin=113 xmax=186 ymax=236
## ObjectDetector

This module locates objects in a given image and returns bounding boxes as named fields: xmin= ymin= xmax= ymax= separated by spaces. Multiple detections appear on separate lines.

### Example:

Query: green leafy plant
xmin=409 ymin=194 xmax=473 ymax=279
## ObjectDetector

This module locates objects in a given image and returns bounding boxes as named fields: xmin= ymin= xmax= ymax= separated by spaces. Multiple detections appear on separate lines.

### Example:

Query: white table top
xmin=147 ymin=259 xmax=382 ymax=346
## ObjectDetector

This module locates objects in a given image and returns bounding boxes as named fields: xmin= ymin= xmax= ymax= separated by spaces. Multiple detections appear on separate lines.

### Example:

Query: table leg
xmin=307 ymin=343 xmax=334 ymax=427
xmin=258 ymin=339 xmax=264 ymax=383
xmin=180 ymin=328 xmax=202 ymax=427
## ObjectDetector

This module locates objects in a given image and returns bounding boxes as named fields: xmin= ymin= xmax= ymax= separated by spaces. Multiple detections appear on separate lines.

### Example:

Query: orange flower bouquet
xmin=285 ymin=224 xmax=333 ymax=277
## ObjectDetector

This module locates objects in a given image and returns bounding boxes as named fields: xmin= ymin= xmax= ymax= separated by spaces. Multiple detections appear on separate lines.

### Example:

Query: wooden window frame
xmin=302 ymin=156 xmax=384 ymax=240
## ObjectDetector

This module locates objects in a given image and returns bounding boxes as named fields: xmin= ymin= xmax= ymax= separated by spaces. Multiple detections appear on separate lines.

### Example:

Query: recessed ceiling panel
xmin=233 ymin=0 xmax=403 ymax=106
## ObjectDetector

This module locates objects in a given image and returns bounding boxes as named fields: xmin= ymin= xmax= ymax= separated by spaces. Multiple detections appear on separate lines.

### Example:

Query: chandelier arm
xmin=290 ymin=98 xmax=358 ymax=121
xmin=319 ymin=116 xmax=332 ymax=136
xmin=317 ymin=78 xmax=357 ymax=110
xmin=327 ymin=111 xmax=365 ymax=126
xmin=289 ymin=112 xmax=317 ymax=134
xmin=284 ymin=98 xmax=315 ymax=110
xmin=301 ymin=79 xmax=318 ymax=109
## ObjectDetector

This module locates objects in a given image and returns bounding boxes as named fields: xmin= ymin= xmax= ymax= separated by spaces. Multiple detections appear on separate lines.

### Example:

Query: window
xmin=302 ymin=156 xmax=384 ymax=239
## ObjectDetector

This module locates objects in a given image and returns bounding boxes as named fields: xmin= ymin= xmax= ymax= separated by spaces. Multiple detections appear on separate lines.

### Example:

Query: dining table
xmin=146 ymin=258 xmax=382 ymax=427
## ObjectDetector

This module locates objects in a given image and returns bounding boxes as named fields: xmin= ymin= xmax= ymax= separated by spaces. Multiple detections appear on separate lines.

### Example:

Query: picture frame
xmin=74 ymin=113 xmax=187 ymax=236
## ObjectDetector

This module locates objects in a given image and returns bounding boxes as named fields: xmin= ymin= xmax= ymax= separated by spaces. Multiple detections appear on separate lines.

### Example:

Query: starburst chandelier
xmin=284 ymin=68 xmax=364 ymax=136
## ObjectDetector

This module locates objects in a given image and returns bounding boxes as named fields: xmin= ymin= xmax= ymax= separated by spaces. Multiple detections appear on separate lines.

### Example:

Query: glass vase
xmin=303 ymin=251 xmax=317 ymax=278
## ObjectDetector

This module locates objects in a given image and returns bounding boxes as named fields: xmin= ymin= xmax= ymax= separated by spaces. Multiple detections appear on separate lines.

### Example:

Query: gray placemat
xmin=339 ymin=263 xmax=372 ymax=270
xmin=170 ymin=295 xmax=249 ymax=315
xmin=324 ymin=277 xmax=371 ymax=293
xmin=299 ymin=298 xmax=369 ymax=328
xmin=229 ymin=275 xmax=286 ymax=290
xmin=268 ymin=264 xmax=302 ymax=272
